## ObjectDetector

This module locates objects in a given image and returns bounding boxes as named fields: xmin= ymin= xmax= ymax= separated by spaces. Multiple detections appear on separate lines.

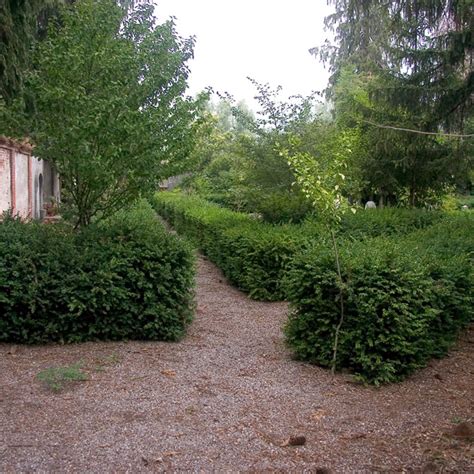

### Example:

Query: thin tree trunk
xmin=330 ymin=228 xmax=345 ymax=376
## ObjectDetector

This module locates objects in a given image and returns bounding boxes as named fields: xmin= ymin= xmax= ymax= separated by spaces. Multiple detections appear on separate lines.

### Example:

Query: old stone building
xmin=0 ymin=136 xmax=60 ymax=219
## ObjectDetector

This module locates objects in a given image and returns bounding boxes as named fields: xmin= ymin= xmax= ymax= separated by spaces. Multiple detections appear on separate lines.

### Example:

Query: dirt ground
xmin=0 ymin=255 xmax=473 ymax=472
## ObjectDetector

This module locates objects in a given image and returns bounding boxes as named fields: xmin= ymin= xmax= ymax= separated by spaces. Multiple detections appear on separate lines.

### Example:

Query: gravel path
xmin=1 ymin=255 xmax=473 ymax=472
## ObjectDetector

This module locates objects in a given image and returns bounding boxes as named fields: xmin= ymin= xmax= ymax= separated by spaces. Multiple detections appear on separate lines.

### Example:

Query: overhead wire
xmin=362 ymin=119 xmax=474 ymax=138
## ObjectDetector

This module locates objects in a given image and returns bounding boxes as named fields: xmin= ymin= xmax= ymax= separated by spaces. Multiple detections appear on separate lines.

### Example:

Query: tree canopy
xmin=0 ymin=0 xmax=47 ymax=104
xmin=316 ymin=0 xmax=473 ymax=205
xmin=0 ymin=0 xmax=141 ymax=108
xmin=324 ymin=0 xmax=473 ymax=128
xmin=19 ymin=0 xmax=200 ymax=227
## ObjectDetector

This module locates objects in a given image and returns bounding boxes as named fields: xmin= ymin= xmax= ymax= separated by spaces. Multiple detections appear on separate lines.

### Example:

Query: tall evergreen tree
xmin=321 ymin=0 xmax=473 ymax=205
xmin=325 ymin=0 xmax=472 ymax=130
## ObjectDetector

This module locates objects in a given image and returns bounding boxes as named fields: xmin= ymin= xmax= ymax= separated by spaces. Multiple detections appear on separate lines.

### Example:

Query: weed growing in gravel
xmin=93 ymin=352 xmax=122 ymax=372
xmin=36 ymin=362 xmax=88 ymax=392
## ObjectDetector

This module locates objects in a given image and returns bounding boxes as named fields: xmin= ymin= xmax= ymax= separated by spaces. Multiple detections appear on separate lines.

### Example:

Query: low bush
xmin=153 ymin=192 xmax=306 ymax=300
xmin=336 ymin=207 xmax=447 ymax=239
xmin=454 ymin=194 xmax=474 ymax=210
xmin=0 ymin=200 xmax=195 ymax=344
xmin=254 ymin=191 xmax=313 ymax=224
xmin=155 ymin=192 xmax=473 ymax=383
xmin=284 ymin=214 xmax=473 ymax=384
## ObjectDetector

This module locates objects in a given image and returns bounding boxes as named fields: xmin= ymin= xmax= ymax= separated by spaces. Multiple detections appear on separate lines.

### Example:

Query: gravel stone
xmin=0 ymin=255 xmax=472 ymax=472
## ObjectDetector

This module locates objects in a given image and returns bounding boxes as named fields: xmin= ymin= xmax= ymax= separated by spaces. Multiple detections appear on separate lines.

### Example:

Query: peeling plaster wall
xmin=0 ymin=148 xmax=11 ymax=212
xmin=0 ymin=139 xmax=60 ymax=219
xmin=15 ymin=153 xmax=30 ymax=218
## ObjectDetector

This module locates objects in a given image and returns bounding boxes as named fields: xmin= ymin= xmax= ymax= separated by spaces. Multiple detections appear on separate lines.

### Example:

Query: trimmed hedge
xmin=251 ymin=191 xmax=313 ymax=224
xmin=284 ymin=214 xmax=473 ymax=384
xmin=153 ymin=192 xmax=307 ymax=300
xmin=0 ymin=200 xmax=195 ymax=344
xmin=321 ymin=207 xmax=446 ymax=240
xmin=155 ymin=191 xmax=473 ymax=383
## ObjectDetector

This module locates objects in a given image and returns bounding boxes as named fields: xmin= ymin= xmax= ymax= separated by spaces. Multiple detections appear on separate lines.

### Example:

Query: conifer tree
xmin=321 ymin=0 xmax=473 ymax=204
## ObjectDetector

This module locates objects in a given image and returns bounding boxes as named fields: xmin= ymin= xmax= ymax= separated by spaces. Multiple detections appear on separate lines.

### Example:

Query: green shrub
xmin=153 ymin=192 xmax=307 ymax=300
xmin=403 ymin=214 xmax=474 ymax=355
xmin=454 ymin=194 xmax=474 ymax=209
xmin=36 ymin=362 xmax=88 ymax=392
xmin=336 ymin=207 xmax=447 ymax=239
xmin=284 ymin=216 xmax=473 ymax=384
xmin=0 ymin=200 xmax=195 ymax=344
xmin=155 ymin=192 xmax=473 ymax=383
xmin=254 ymin=191 xmax=313 ymax=224
xmin=200 ymin=189 xmax=312 ymax=224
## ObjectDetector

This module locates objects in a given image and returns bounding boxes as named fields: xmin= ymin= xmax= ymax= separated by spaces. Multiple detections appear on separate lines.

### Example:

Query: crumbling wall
xmin=0 ymin=137 xmax=60 ymax=219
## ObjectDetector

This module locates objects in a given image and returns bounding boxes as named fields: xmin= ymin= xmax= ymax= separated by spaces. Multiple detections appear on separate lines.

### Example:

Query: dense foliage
xmin=182 ymin=87 xmax=324 ymax=224
xmin=0 ymin=0 xmax=53 ymax=105
xmin=325 ymin=0 xmax=473 ymax=130
xmin=319 ymin=0 xmax=473 ymax=204
xmin=0 ymin=200 xmax=195 ymax=343
xmin=153 ymin=192 xmax=307 ymax=300
xmin=156 ymin=191 xmax=473 ymax=383
xmin=338 ymin=207 xmax=447 ymax=239
xmin=0 ymin=0 xmax=138 ymax=107
xmin=284 ymin=214 xmax=473 ymax=384
xmin=181 ymin=1 xmax=473 ymax=214
xmin=3 ymin=0 xmax=202 ymax=228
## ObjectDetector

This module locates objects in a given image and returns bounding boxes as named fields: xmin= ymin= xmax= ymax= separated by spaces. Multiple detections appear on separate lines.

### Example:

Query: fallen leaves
xmin=161 ymin=369 xmax=176 ymax=377
xmin=310 ymin=408 xmax=326 ymax=422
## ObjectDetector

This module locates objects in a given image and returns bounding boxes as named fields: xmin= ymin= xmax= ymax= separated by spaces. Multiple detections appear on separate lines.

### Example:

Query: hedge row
xmin=155 ymin=192 xmax=473 ymax=384
xmin=0 ymin=200 xmax=195 ymax=344
xmin=284 ymin=215 xmax=473 ymax=384
xmin=336 ymin=207 xmax=447 ymax=239
xmin=153 ymin=192 xmax=308 ymax=300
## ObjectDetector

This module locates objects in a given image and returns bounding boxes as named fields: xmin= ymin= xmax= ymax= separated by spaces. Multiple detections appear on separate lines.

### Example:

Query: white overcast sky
xmin=153 ymin=1 xmax=334 ymax=109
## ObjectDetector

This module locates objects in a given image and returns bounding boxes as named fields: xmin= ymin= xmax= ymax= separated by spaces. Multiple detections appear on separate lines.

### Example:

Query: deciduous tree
xmin=25 ymin=0 xmax=200 ymax=227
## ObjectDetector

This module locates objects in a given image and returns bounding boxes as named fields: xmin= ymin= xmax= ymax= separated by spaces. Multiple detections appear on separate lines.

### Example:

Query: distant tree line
xmin=184 ymin=0 xmax=472 ymax=215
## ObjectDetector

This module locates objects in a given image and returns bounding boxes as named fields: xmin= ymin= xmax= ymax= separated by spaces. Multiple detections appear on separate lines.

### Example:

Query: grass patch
xmin=93 ymin=352 xmax=122 ymax=372
xmin=36 ymin=362 xmax=88 ymax=392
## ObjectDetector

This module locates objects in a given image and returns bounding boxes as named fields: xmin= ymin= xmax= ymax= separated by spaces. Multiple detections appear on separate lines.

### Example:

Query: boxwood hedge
xmin=284 ymin=214 xmax=473 ymax=384
xmin=153 ymin=192 xmax=308 ymax=300
xmin=0 ymin=200 xmax=195 ymax=344
xmin=337 ymin=207 xmax=447 ymax=239
xmin=155 ymin=191 xmax=473 ymax=383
